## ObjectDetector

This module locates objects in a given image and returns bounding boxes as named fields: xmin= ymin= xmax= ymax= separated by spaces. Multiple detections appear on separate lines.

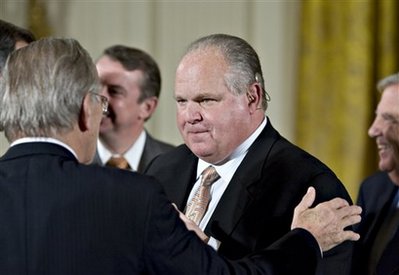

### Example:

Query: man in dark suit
xmin=0 ymin=37 xmax=362 ymax=274
xmin=145 ymin=34 xmax=354 ymax=275
xmin=92 ymin=45 xmax=174 ymax=172
xmin=352 ymin=72 xmax=399 ymax=275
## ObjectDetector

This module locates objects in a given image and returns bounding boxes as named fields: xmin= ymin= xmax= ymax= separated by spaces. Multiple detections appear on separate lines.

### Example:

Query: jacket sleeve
xmin=142 ymin=181 xmax=321 ymax=275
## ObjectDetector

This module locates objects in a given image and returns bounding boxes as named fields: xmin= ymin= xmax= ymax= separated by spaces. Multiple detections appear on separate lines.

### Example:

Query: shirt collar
xmin=10 ymin=137 xmax=78 ymax=160
xmin=97 ymin=130 xmax=146 ymax=171
xmin=197 ymin=116 xmax=267 ymax=182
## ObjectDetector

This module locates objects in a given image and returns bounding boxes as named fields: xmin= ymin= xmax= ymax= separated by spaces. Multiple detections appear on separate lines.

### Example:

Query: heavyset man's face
xmin=174 ymin=48 xmax=254 ymax=165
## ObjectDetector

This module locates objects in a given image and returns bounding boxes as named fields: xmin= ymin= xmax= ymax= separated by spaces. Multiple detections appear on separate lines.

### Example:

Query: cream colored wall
xmin=0 ymin=0 xmax=300 ymax=155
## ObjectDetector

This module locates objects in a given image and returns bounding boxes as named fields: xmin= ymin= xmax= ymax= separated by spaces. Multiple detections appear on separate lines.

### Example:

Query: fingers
xmin=325 ymin=203 xmax=362 ymax=226
xmin=339 ymin=205 xmax=362 ymax=229
xmin=291 ymin=190 xmax=363 ymax=252
xmin=295 ymin=187 xmax=316 ymax=213
xmin=317 ymin=197 xmax=349 ymax=210
xmin=313 ymin=201 xmax=362 ymax=232
xmin=291 ymin=187 xmax=316 ymax=230
xmin=323 ymin=230 xmax=361 ymax=252
xmin=171 ymin=203 xmax=180 ymax=212
xmin=315 ymin=203 xmax=362 ymax=251
xmin=339 ymin=204 xmax=362 ymax=219
xmin=172 ymin=203 xmax=191 ymax=224
xmin=171 ymin=203 xmax=209 ymax=242
xmin=341 ymin=230 xmax=361 ymax=242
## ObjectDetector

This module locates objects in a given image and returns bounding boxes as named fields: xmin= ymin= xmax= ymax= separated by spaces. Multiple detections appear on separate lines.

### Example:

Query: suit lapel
xmin=164 ymin=147 xmax=198 ymax=209
xmin=364 ymin=180 xmax=397 ymax=246
xmin=206 ymin=120 xmax=280 ymax=239
xmin=138 ymin=134 xmax=155 ymax=173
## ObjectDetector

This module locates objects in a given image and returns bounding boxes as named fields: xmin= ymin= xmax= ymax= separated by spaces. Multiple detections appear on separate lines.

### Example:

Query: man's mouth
xmin=378 ymin=144 xmax=388 ymax=150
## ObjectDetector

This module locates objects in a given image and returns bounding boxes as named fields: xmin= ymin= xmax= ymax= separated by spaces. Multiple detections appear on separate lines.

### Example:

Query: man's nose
xmin=185 ymin=102 xmax=202 ymax=123
xmin=368 ymin=117 xmax=381 ymax=138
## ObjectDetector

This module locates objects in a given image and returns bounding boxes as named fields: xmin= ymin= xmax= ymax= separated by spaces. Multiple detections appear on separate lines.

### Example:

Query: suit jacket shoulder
xmin=352 ymin=172 xmax=397 ymax=275
xmin=145 ymin=144 xmax=197 ymax=207
xmin=145 ymin=119 xmax=352 ymax=275
xmin=0 ymin=142 xmax=323 ymax=274
xmin=137 ymin=131 xmax=175 ymax=173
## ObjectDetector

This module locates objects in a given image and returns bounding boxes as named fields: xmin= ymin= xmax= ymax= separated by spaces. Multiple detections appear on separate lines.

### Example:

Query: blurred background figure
xmin=0 ymin=19 xmax=35 ymax=74
xmin=353 ymin=72 xmax=399 ymax=275
xmin=92 ymin=45 xmax=174 ymax=172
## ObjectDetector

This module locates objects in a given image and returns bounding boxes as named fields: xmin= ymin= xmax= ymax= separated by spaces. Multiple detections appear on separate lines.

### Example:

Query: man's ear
xmin=247 ymin=83 xmax=262 ymax=113
xmin=139 ymin=96 xmax=158 ymax=121
xmin=78 ymin=94 xmax=93 ymax=132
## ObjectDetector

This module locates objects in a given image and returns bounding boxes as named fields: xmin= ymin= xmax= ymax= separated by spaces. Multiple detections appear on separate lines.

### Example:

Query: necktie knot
xmin=201 ymin=166 xmax=220 ymax=187
xmin=106 ymin=156 xmax=130 ymax=170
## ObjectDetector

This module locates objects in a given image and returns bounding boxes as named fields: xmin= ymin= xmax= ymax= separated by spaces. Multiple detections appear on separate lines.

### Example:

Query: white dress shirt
xmin=186 ymin=117 xmax=267 ymax=250
xmin=10 ymin=137 xmax=78 ymax=159
xmin=97 ymin=130 xmax=146 ymax=171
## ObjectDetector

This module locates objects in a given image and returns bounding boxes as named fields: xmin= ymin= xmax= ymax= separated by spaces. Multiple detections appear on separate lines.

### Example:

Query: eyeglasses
xmin=90 ymin=92 xmax=109 ymax=116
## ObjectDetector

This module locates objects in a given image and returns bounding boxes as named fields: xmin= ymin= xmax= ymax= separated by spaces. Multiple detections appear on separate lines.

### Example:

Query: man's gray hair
xmin=184 ymin=34 xmax=269 ymax=110
xmin=377 ymin=72 xmax=399 ymax=92
xmin=0 ymin=37 xmax=100 ymax=141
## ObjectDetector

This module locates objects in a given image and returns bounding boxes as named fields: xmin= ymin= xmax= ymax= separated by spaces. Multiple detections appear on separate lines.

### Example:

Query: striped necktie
xmin=185 ymin=166 xmax=220 ymax=225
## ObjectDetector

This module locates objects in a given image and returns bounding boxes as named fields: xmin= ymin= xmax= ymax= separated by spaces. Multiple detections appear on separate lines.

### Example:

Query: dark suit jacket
xmin=92 ymin=131 xmax=174 ymax=173
xmin=145 ymin=119 xmax=354 ymax=275
xmin=137 ymin=132 xmax=175 ymax=172
xmin=0 ymin=142 xmax=322 ymax=274
xmin=352 ymin=172 xmax=397 ymax=275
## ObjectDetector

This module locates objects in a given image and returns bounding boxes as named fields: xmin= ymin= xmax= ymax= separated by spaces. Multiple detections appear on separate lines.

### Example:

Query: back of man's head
xmin=103 ymin=45 xmax=161 ymax=102
xmin=0 ymin=20 xmax=35 ymax=73
xmin=0 ymin=37 xmax=99 ymax=141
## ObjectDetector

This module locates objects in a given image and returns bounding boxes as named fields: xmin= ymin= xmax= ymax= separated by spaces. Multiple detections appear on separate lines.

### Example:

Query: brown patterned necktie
xmin=185 ymin=166 xmax=220 ymax=225
xmin=106 ymin=156 xmax=131 ymax=170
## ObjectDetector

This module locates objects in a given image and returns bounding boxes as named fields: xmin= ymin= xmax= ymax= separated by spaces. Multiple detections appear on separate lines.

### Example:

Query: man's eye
xmin=381 ymin=114 xmax=399 ymax=126
xmin=106 ymin=86 xmax=125 ymax=97
xmin=176 ymin=99 xmax=187 ymax=105
xmin=200 ymin=98 xmax=216 ymax=105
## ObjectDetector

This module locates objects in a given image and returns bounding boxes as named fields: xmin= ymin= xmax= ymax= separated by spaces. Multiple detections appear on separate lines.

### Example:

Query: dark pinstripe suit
xmin=145 ymin=119 xmax=353 ymax=275
xmin=0 ymin=142 xmax=322 ymax=274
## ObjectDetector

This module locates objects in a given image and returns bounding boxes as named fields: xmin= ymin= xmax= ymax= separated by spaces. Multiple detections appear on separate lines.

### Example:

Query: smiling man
xmin=93 ymin=45 xmax=174 ymax=172
xmin=352 ymin=72 xmax=399 ymax=275
xmin=0 ymin=19 xmax=35 ymax=75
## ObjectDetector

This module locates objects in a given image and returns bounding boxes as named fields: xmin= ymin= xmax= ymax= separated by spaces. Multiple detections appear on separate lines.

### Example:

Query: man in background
xmin=0 ymin=19 xmax=35 ymax=155
xmin=0 ymin=37 xmax=362 ymax=274
xmin=93 ymin=45 xmax=174 ymax=171
xmin=0 ymin=19 xmax=35 ymax=74
xmin=353 ymin=72 xmax=399 ymax=275
xmin=145 ymin=33 xmax=354 ymax=275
